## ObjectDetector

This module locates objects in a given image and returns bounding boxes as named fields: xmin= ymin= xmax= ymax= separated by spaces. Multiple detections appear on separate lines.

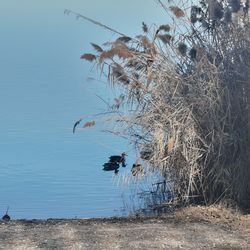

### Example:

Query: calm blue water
xmin=0 ymin=0 xmax=169 ymax=219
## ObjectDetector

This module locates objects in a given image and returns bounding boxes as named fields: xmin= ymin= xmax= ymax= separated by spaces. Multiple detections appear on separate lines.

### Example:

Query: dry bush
xmin=172 ymin=204 xmax=250 ymax=238
xmin=72 ymin=0 xmax=250 ymax=210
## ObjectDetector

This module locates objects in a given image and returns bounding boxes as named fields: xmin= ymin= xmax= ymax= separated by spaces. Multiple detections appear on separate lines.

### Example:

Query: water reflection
xmin=0 ymin=0 xmax=170 ymax=219
xmin=103 ymin=162 xmax=120 ymax=174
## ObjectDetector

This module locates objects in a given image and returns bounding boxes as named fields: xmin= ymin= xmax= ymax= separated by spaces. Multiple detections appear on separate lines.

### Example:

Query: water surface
xmin=0 ymin=0 xmax=169 ymax=219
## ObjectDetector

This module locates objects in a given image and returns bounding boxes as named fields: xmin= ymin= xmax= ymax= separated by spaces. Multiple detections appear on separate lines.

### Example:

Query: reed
xmin=78 ymin=0 xmax=250 ymax=210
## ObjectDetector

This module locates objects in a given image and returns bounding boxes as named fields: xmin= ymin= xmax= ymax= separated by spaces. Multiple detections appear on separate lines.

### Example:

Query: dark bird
xmin=103 ymin=162 xmax=120 ymax=172
xmin=2 ymin=207 xmax=10 ymax=221
xmin=131 ymin=164 xmax=144 ymax=176
xmin=73 ymin=119 xmax=82 ymax=133
xmin=109 ymin=153 xmax=127 ymax=167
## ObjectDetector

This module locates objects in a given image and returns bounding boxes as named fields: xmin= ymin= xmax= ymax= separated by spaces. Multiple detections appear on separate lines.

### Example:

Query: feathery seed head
xmin=208 ymin=0 xmax=224 ymax=21
xmin=91 ymin=43 xmax=103 ymax=53
xmin=229 ymin=0 xmax=241 ymax=13
xmin=224 ymin=7 xmax=232 ymax=23
xmin=112 ymin=64 xmax=130 ymax=85
xmin=142 ymin=22 xmax=148 ymax=33
xmin=159 ymin=24 xmax=171 ymax=32
xmin=116 ymin=36 xmax=132 ymax=43
xmin=169 ymin=6 xmax=185 ymax=17
xmin=178 ymin=42 xmax=188 ymax=56
xmin=191 ymin=6 xmax=202 ymax=24
xmin=80 ymin=53 xmax=96 ymax=62
xmin=157 ymin=34 xmax=173 ymax=44
xmin=189 ymin=47 xmax=197 ymax=60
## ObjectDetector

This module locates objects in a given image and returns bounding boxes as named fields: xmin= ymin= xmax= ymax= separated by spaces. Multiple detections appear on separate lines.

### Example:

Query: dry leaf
xmin=169 ymin=6 xmax=185 ymax=18
xmin=91 ymin=43 xmax=103 ymax=52
xmin=80 ymin=53 xmax=96 ymax=61
xmin=157 ymin=34 xmax=173 ymax=44
xmin=83 ymin=121 xmax=96 ymax=128
xmin=168 ymin=137 xmax=175 ymax=152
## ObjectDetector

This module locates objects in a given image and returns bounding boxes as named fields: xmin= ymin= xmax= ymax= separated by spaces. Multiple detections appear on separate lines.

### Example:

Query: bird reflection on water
xmin=103 ymin=162 xmax=120 ymax=174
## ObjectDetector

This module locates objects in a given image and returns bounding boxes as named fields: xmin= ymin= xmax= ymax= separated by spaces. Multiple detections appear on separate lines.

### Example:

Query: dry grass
xmin=172 ymin=205 xmax=250 ymax=239
xmin=73 ymin=1 xmax=250 ymax=210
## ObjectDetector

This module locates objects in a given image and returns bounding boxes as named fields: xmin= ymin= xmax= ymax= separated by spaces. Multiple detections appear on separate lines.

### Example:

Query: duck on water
xmin=103 ymin=153 xmax=127 ymax=174
xmin=109 ymin=153 xmax=127 ymax=167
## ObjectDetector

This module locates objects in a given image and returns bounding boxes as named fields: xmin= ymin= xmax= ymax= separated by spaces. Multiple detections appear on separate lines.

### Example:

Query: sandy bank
xmin=0 ymin=206 xmax=249 ymax=249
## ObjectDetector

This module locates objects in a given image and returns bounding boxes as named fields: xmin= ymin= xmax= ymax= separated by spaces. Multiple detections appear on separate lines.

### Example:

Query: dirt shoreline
xmin=0 ymin=206 xmax=249 ymax=249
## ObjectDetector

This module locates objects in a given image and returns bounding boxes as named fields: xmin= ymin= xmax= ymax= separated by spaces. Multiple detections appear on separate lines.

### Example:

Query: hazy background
xmin=0 ymin=0 xmax=169 ymax=219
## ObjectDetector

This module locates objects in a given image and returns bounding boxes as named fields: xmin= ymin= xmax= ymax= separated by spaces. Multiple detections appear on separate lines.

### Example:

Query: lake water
xmin=0 ymin=0 xmax=169 ymax=219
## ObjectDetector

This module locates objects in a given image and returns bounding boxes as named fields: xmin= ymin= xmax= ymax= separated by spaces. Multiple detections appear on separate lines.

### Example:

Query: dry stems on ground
xmin=173 ymin=204 xmax=250 ymax=239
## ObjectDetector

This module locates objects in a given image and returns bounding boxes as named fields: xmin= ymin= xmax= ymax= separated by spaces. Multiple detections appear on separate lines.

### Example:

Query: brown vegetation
xmin=68 ymin=1 xmax=250 ymax=210
xmin=173 ymin=205 xmax=250 ymax=239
